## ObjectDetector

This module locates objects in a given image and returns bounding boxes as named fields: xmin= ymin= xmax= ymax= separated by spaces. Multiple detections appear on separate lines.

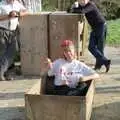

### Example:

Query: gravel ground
xmin=0 ymin=46 xmax=120 ymax=120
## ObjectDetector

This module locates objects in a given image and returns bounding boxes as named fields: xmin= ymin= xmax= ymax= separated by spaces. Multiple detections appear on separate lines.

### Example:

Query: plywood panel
xmin=20 ymin=15 xmax=48 ymax=75
xmin=49 ymin=13 xmax=84 ymax=60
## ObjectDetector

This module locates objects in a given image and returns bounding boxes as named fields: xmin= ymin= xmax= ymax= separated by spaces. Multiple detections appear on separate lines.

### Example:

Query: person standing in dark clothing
xmin=67 ymin=0 xmax=111 ymax=72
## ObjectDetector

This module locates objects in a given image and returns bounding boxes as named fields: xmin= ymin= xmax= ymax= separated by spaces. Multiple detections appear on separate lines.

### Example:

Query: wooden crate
xmin=25 ymin=76 xmax=95 ymax=120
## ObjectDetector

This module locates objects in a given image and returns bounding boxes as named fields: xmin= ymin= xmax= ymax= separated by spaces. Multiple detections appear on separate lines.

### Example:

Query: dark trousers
xmin=0 ymin=28 xmax=19 ymax=77
xmin=88 ymin=23 xmax=108 ymax=66
xmin=48 ymin=82 xmax=87 ymax=96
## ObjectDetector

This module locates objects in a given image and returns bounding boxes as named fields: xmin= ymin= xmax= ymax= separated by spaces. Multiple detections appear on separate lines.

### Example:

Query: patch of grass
xmin=107 ymin=19 xmax=120 ymax=46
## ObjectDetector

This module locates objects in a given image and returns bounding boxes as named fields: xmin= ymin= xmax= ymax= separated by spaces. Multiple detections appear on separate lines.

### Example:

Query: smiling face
xmin=62 ymin=45 xmax=76 ymax=62
xmin=60 ymin=40 xmax=77 ymax=61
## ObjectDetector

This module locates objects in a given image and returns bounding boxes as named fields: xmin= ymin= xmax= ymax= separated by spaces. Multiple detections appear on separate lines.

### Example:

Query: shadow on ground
xmin=96 ymin=86 xmax=120 ymax=93
xmin=91 ymin=102 xmax=120 ymax=120
xmin=0 ymin=92 xmax=24 ymax=100
xmin=0 ymin=106 xmax=25 ymax=120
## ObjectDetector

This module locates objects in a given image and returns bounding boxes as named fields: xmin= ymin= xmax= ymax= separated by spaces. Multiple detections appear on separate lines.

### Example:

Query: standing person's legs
xmin=88 ymin=30 xmax=105 ymax=61
xmin=0 ymin=29 xmax=7 ymax=57
xmin=89 ymin=31 xmax=102 ymax=69
xmin=94 ymin=24 xmax=107 ymax=70
xmin=0 ymin=29 xmax=8 ymax=80
xmin=97 ymin=23 xmax=107 ymax=55
xmin=0 ymin=30 xmax=17 ymax=80
xmin=95 ymin=23 xmax=111 ymax=72
xmin=14 ymin=26 xmax=21 ymax=75
xmin=88 ymin=27 xmax=110 ymax=72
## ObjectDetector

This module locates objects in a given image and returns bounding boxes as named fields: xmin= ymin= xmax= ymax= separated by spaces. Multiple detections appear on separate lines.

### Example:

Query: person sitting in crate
xmin=40 ymin=40 xmax=99 ymax=96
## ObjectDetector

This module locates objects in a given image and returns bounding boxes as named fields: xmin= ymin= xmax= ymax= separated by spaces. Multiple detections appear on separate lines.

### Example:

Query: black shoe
xmin=94 ymin=59 xmax=102 ymax=70
xmin=94 ymin=64 xmax=102 ymax=70
xmin=105 ymin=60 xmax=111 ymax=72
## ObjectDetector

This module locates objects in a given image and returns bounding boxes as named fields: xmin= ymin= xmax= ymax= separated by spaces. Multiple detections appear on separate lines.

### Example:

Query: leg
xmin=89 ymin=25 xmax=111 ymax=72
xmin=0 ymin=29 xmax=8 ymax=80
xmin=94 ymin=59 xmax=102 ymax=70
xmin=0 ymin=31 xmax=17 ymax=80
xmin=88 ymin=31 xmax=104 ymax=69
xmin=67 ymin=82 xmax=87 ymax=96
xmin=97 ymin=24 xmax=107 ymax=54
xmin=94 ymin=27 xmax=106 ymax=70
xmin=54 ymin=85 xmax=70 ymax=95
xmin=14 ymin=26 xmax=20 ymax=62
xmin=95 ymin=24 xmax=111 ymax=72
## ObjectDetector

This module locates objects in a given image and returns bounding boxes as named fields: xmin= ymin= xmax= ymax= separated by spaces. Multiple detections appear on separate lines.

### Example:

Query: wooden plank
xmin=85 ymin=80 xmax=95 ymax=120
xmin=20 ymin=15 xmax=48 ymax=75
xmin=25 ymin=95 xmax=84 ymax=120
xmin=49 ymin=13 xmax=84 ymax=61
xmin=25 ymin=78 xmax=94 ymax=120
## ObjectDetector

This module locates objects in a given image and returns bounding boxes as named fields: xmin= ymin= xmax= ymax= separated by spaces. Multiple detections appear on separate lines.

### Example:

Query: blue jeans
xmin=88 ymin=23 xmax=108 ymax=66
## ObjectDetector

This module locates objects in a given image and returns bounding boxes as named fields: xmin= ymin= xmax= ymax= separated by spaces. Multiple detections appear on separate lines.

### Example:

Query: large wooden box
xmin=25 ymin=77 xmax=95 ymax=120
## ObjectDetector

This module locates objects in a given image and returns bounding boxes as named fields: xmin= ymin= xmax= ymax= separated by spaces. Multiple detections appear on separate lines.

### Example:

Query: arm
xmin=17 ymin=1 xmax=30 ymax=17
xmin=79 ymin=62 xmax=100 ymax=82
xmin=79 ymin=2 xmax=95 ymax=14
xmin=0 ymin=10 xmax=29 ymax=21
xmin=67 ymin=1 xmax=94 ymax=14
xmin=80 ymin=73 xmax=99 ymax=82
xmin=0 ymin=11 xmax=23 ymax=21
